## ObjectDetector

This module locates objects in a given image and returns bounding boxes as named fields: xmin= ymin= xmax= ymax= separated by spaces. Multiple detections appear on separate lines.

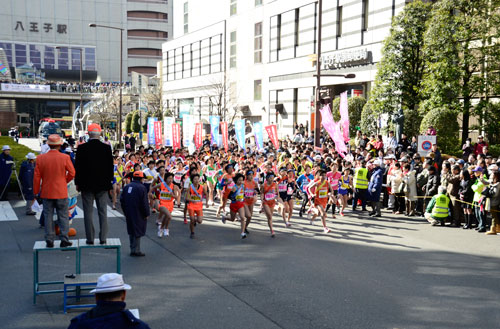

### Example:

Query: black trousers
xmin=352 ymin=188 xmax=367 ymax=210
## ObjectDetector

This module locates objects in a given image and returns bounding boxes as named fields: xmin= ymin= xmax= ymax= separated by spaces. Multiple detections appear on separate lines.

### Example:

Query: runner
xmin=297 ymin=164 xmax=314 ymax=217
xmin=216 ymin=164 xmax=235 ymax=218
xmin=337 ymin=167 xmax=352 ymax=216
xmin=308 ymin=170 xmax=333 ymax=233
xmin=221 ymin=173 xmax=251 ymax=239
xmin=203 ymin=156 xmax=218 ymax=206
xmin=150 ymin=172 xmax=179 ymax=238
xmin=326 ymin=163 xmax=341 ymax=218
xmin=261 ymin=173 xmax=281 ymax=237
xmin=186 ymin=173 xmax=209 ymax=239
xmin=243 ymin=169 xmax=259 ymax=232
xmin=276 ymin=167 xmax=292 ymax=227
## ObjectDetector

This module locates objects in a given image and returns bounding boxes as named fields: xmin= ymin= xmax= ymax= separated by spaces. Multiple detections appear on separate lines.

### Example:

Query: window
xmin=85 ymin=48 xmax=96 ymax=71
xmin=0 ymin=43 xmax=12 ymax=66
xmin=254 ymin=80 xmax=262 ymax=101
xmin=254 ymin=22 xmax=262 ymax=63
xmin=44 ymin=46 xmax=55 ymax=69
xmin=15 ymin=44 xmax=27 ymax=66
xmin=183 ymin=2 xmax=188 ymax=34
xmin=230 ymin=31 xmax=237 ymax=68
xmin=336 ymin=6 xmax=343 ymax=37
xmin=362 ymin=0 xmax=369 ymax=31
xmin=58 ymin=47 xmax=69 ymax=70
xmin=230 ymin=0 xmax=237 ymax=16
xmin=29 ymin=45 xmax=42 ymax=69
xmin=255 ymin=0 xmax=262 ymax=6
xmin=71 ymin=48 xmax=81 ymax=70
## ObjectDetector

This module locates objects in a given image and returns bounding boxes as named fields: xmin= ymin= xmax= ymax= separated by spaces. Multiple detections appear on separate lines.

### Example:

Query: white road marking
xmin=0 ymin=201 xmax=18 ymax=221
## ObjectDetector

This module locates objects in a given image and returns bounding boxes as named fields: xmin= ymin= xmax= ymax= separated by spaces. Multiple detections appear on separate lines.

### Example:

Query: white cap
xmin=373 ymin=159 xmax=382 ymax=166
xmin=2 ymin=145 xmax=11 ymax=151
xmin=314 ymin=155 xmax=322 ymax=161
xmin=90 ymin=273 xmax=132 ymax=294
xmin=26 ymin=152 xmax=36 ymax=160
xmin=448 ymin=158 xmax=456 ymax=163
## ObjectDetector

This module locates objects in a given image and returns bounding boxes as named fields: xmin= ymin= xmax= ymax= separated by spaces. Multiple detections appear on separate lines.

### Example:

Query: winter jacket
xmin=402 ymin=170 xmax=417 ymax=201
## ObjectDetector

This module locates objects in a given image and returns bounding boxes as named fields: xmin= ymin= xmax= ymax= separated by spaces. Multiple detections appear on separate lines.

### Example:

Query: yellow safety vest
xmin=354 ymin=167 xmax=368 ymax=189
xmin=431 ymin=193 xmax=450 ymax=218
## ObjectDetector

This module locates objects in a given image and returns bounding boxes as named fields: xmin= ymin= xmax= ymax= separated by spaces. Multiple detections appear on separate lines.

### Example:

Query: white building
xmin=0 ymin=0 xmax=173 ymax=82
xmin=162 ymin=0 xmax=408 ymax=137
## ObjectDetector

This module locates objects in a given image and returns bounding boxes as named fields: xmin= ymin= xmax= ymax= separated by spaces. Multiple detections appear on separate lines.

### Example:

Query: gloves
xmin=371 ymin=188 xmax=376 ymax=193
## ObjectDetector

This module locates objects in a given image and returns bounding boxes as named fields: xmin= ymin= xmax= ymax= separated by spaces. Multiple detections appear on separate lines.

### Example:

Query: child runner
xmin=261 ymin=173 xmax=282 ymax=237
xmin=186 ymin=173 xmax=209 ymax=239
xmin=243 ymin=169 xmax=259 ymax=233
xmin=216 ymin=164 xmax=235 ymax=217
xmin=221 ymin=173 xmax=251 ymax=239
xmin=308 ymin=170 xmax=333 ymax=233
xmin=150 ymin=172 xmax=179 ymax=238
xmin=338 ymin=167 xmax=352 ymax=216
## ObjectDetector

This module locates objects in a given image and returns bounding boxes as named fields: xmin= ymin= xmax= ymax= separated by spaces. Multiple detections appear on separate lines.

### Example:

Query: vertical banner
xmin=154 ymin=121 xmax=162 ymax=148
xmin=265 ymin=125 xmax=279 ymax=149
xmin=235 ymin=119 xmax=246 ymax=150
xmin=147 ymin=117 xmax=157 ymax=145
xmin=164 ymin=117 xmax=174 ymax=146
xmin=220 ymin=121 xmax=229 ymax=151
xmin=194 ymin=123 xmax=203 ymax=149
xmin=253 ymin=122 xmax=264 ymax=150
xmin=183 ymin=114 xmax=195 ymax=147
xmin=210 ymin=116 xmax=220 ymax=146
xmin=172 ymin=123 xmax=181 ymax=150
xmin=339 ymin=91 xmax=350 ymax=142
xmin=320 ymin=104 xmax=347 ymax=157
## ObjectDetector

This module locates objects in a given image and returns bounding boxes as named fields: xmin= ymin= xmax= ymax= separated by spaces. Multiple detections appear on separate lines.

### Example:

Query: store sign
xmin=14 ymin=21 xmax=67 ymax=34
xmin=1 ymin=83 xmax=50 ymax=93
xmin=321 ymin=49 xmax=371 ymax=69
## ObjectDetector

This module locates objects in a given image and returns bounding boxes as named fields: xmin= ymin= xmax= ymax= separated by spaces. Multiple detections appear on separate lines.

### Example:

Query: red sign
xmin=194 ymin=122 xmax=203 ymax=149
xmin=265 ymin=125 xmax=279 ymax=149
xmin=172 ymin=123 xmax=181 ymax=150
xmin=220 ymin=122 xmax=228 ymax=151
xmin=353 ymin=89 xmax=363 ymax=97
xmin=154 ymin=121 xmax=162 ymax=148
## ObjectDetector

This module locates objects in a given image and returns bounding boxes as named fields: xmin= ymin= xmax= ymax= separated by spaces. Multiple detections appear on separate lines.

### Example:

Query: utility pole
xmin=314 ymin=0 xmax=323 ymax=149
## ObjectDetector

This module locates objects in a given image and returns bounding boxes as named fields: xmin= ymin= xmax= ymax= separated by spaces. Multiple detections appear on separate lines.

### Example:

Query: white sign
xmin=321 ymin=48 xmax=370 ymax=69
xmin=1 ymin=83 xmax=50 ymax=93
xmin=164 ymin=117 xmax=174 ymax=146
xmin=417 ymin=135 xmax=437 ymax=156
xmin=182 ymin=114 xmax=198 ymax=147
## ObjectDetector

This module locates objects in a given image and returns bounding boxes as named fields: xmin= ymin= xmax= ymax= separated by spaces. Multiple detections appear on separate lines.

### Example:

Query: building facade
xmin=0 ymin=0 xmax=173 ymax=82
xmin=162 ymin=0 xmax=408 ymax=137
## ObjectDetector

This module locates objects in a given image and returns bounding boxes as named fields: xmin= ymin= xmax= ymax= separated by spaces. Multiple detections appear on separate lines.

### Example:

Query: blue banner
xmin=253 ymin=122 xmax=264 ymax=150
xmin=147 ymin=117 xmax=157 ymax=145
xmin=210 ymin=116 xmax=220 ymax=146
xmin=235 ymin=119 xmax=246 ymax=150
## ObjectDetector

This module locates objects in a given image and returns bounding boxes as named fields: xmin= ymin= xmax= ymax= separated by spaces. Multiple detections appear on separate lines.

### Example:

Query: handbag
xmin=67 ymin=180 xmax=79 ymax=198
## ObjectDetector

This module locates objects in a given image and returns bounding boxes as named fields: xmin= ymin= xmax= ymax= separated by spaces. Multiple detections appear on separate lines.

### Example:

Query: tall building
xmin=0 ymin=0 xmax=173 ymax=82
xmin=161 ymin=0 xmax=407 ymax=137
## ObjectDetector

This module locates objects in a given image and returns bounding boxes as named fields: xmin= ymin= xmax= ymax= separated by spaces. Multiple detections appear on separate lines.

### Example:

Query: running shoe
xmin=286 ymin=222 xmax=292 ymax=228
xmin=190 ymin=232 xmax=195 ymax=239
xmin=184 ymin=218 xmax=188 ymax=224
xmin=157 ymin=228 xmax=163 ymax=238
xmin=244 ymin=229 xmax=250 ymax=234
xmin=241 ymin=233 xmax=247 ymax=239
xmin=271 ymin=231 xmax=275 ymax=238
xmin=221 ymin=214 xmax=227 ymax=224
xmin=164 ymin=229 xmax=169 ymax=237
xmin=340 ymin=211 xmax=344 ymax=216
xmin=323 ymin=227 xmax=331 ymax=233
xmin=307 ymin=212 xmax=312 ymax=221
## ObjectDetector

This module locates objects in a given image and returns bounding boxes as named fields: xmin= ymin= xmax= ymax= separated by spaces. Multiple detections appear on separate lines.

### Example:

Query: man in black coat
xmin=75 ymin=124 xmax=114 ymax=245
xmin=120 ymin=171 xmax=150 ymax=257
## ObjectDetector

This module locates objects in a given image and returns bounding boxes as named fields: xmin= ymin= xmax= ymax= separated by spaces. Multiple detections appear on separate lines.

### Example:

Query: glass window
xmin=254 ymin=80 xmax=262 ymax=101
xmin=184 ymin=2 xmax=188 ymax=34
xmin=44 ymin=46 xmax=55 ymax=69
xmin=15 ymin=44 xmax=27 ymax=66
xmin=85 ymin=48 xmax=96 ymax=71
xmin=255 ymin=0 xmax=262 ymax=6
xmin=254 ymin=22 xmax=263 ymax=64
xmin=0 ymin=43 xmax=13 ymax=66
xmin=230 ymin=31 xmax=237 ymax=68
xmin=71 ymin=48 xmax=82 ymax=70
xmin=58 ymin=47 xmax=69 ymax=70
xmin=230 ymin=0 xmax=237 ymax=16
xmin=29 ymin=45 xmax=42 ymax=69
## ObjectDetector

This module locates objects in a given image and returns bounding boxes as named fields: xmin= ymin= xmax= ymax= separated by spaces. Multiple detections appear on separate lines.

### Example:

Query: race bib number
xmin=265 ymin=193 xmax=276 ymax=201
xmin=278 ymin=183 xmax=287 ymax=192
xmin=160 ymin=192 xmax=172 ymax=200
xmin=287 ymin=187 xmax=294 ymax=195
xmin=174 ymin=173 xmax=182 ymax=183
xmin=244 ymin=189 xmax=255 ymax=198
xmin=318 ymin=189 xmax=328 ymax=198
xmin=236 ymin=194 xmax=244 ymax=202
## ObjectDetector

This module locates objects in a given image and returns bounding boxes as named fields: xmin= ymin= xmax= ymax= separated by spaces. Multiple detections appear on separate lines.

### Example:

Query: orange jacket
xmin=34 ymin=150 xmax=75 ymax=199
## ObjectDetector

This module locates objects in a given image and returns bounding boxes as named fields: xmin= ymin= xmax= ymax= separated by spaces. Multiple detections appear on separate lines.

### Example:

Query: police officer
xmin=120 ymin=171 xmax=150 ymax=257
xmin=425 ymin=186 xmax=452 ymax=226
xmin=20 ymin=152 xmax=36 ymax=215
xmin=352 ymin=160 xmax=369 ymax=211
xmin=0 ymin=145 xmax=14 ymax=201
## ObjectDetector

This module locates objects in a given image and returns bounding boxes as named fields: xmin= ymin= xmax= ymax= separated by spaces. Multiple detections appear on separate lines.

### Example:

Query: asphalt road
xmin=1 ymin=192 xmax=500 ymax=329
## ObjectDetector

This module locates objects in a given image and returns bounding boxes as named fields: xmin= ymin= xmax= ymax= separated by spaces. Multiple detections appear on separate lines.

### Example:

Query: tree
xmin=420 ymin=107 xmax=459 ymax=153
xmin=421 ymin=0 xmax=500 ymax=144
xmin=206 ymin=73 xmax=242 ymax=124
xmin=132 ymin=110 xmax=141 ymax=133
xmin=331 ymin=96 xmax=366 ymax=137
xmin=125 ymin=112 xmax=133 ymax=134
xmin=364 ymin=0 xmax=432 ymax=137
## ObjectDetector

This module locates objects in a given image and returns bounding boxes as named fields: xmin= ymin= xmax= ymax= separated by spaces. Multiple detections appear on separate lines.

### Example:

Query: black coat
xmin=75 ymin=139 xmax=113 ymax=192
xmin=425 ymin=174 xmax=439 ymax=197
xmin=120 ymin=181 xmax=150 ymax=237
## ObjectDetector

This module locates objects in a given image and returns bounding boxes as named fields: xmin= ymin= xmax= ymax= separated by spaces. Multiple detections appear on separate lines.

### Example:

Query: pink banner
xmin=194 ymin=123 xmax=203 ymax=149
xmin=172 ymin=123 xmax=181 ymax=150
xmin=320 ymin=104 xmax=347 ymax=157
xmin=154 ymin=121 xmax=162 ymax=147
xmin=265 ymin=125 xmax=279 ymax=149
xmin=220 ymin=122 xmax=229 ymax=151
xmin=339 ymin=91 xmax=349 ymax=142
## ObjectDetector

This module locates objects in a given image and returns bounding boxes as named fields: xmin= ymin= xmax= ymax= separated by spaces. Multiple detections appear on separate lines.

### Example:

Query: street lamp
xmin=89 ymin=23 xmax=124 ymax=148
xmin=314 ymin=0 xmax=356 ymax=148
xmin=56 ymin=46 xmax=83 ymax=136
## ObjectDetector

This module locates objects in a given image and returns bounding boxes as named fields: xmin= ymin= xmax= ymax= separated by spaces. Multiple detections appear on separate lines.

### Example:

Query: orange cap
xmin=133 ymin=171 xmax=144 ymax=178
xmin=47 ymin=134 xmax=63 ymax=145
xmin=88 ymin=123 xmax=102 ymax=133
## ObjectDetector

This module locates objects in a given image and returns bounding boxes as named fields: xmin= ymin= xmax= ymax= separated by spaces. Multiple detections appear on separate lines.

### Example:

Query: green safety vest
xmin=431 ymin=193 xmax=450 ymax=218
xmin=354 ymin=167 xmax=368 ymax=189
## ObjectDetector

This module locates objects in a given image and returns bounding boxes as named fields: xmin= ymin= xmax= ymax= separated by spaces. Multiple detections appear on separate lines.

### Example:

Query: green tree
xmin=331 ymin=96 xmax=366 ymax=137
xmin=364 ymin=0 xmax=432 ymax=137
xmin=132 ymin=110 xmax=141 ymax=133
xmin=124 ymin=112 xmax=133 ymax=134
xmin=421 ymin=0 xmax=500 ymax=144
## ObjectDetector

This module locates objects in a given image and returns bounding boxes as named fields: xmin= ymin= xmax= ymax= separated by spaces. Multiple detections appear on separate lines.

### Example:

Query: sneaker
xmin=26 ymin=211 xmax=36 ymax=216
xmin=307 ymin=212 xmax=312 ymax=221
xmin=60 ymin=241 xmax=73 ymax=248
xmin=271 ymin=231 xmax=275 ymax=238
xmin=221 ymin=214 xmax=227 ymax=224
xmin=340 ymin=211 xmax=344 ymax=216
xmin=244 ymin=229 xmax=249 ymax=234
xmin=323 ymin=227 xmax=331 ymax=233
xmin=286 ymin=222 xmax=292 ymax=228
xmin=190 ymin=232 xmax=195 ymax=239
xmin=157 ymin=228 xmax=163 ymax=238
xmin=164 ymin=229 xmax=169 ymax=237
xmin=45 ymin=240 xmax=54 ymax=248
xmin=241 ymin=233 xmax=247 ymax=239
xmin=184 ymin=218 xmax=188 ymax=224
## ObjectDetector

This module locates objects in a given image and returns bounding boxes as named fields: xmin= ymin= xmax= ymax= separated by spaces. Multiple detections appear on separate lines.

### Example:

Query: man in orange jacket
xmin=34 ymin=134 xmax=75 ymax=248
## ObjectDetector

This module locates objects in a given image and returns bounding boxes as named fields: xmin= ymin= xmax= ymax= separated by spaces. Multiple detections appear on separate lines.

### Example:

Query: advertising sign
xmin=1 ymin=83 xmax=50 ymax=93
xmin=235 ymin=119 xmax=246 ymax=150
xmin=194 ymin=123 xmax=203 ymax=149
xmin=265 ymin=125 xmax=279 ymax=149
xmin=154 ymin=121 xmax=162 ymax=147
xmin=220 ymin=122 xmax=228 ymax=151
xmin=172 ymin=123 xmax=181 ymax=150
xmin=253 ymin=122 xmax=264 ymax=150
xmin=147 ymin=117 xmax=157 ymax=145
xmin=418 ymin=135 xmax=436 ymax=156
xmin=210 ymin=116 xmax=220 ymax=146
xmin=183 ymin=114 xmax=195 ymax=147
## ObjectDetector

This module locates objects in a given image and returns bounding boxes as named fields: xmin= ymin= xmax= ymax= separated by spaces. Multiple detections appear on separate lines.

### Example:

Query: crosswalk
xmin=0 ymin=201 xmax=18 ymax=221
